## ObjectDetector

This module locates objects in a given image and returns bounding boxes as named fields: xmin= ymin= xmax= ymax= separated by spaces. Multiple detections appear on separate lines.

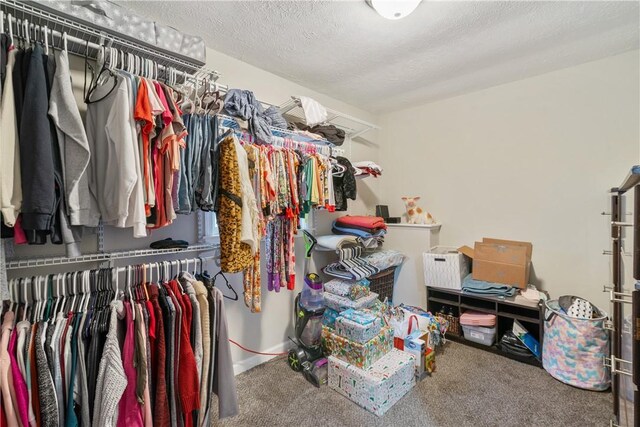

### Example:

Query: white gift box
xmin=328 ymin=349 xmax=416 ymax=416
xmin=323 ymin=291 xmax=379 ymax=313
xmin=335 ymin=311 xmax=383 ymax=344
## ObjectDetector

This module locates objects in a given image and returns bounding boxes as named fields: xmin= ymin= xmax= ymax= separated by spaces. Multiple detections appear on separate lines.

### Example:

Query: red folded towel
xmin=335 ymin=215 xmax=387 ymax=230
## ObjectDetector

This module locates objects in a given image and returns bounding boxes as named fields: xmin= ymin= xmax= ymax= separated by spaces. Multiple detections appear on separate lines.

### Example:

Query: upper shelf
xmin=612 ymin=165 xmax=640 ymax=195
xmin=386 ymin=223 xmax=442 ymax=231
xmin=2 ymin=0 xmax=212 ymax=75
xmin=279 ymin=96 xmax=379 ymax=140
xmin=5 ymin=244 xmax=219 ymax=270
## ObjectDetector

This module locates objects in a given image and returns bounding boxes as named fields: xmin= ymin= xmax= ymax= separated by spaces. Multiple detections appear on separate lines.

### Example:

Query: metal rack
xmin=4 ymin=244 xmax=220 ymax=270
xmin=1 ymin=0 xmax=219 ymax=78
xmin=218 ymin=114 xmax=346 ymax=156
xmin=608 ymin=165 xmax=640 ymax=427
xmin=279 ymin=96 xmax=379 ymax=140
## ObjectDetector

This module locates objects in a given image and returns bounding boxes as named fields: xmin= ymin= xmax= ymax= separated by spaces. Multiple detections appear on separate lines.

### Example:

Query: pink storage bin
xmin=460 ymin=311 xmax=496 ymax=327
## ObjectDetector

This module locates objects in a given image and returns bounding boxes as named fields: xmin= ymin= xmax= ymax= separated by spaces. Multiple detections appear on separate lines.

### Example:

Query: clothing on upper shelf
xmin=1 ymin=268 xmax=238 ymax=426
xmin=298 ymin=95 xmax=327 ymax=126
xmin=353 ymin=161 xmax=382 ymax=178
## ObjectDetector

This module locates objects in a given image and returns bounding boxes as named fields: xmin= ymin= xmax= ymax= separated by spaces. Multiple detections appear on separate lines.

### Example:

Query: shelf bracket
xmin=604 ymin=356 xmax=633 ymax=377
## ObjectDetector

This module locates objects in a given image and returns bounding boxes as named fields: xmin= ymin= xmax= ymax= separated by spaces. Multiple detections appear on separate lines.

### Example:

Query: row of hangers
xmin=229 ymin=125 xmax=343 ymax=158
xmin=0 ymin=9 xmax=222 ymax=112
xmin=3 ymin=257 xmax=238 ymax=328
xmin=1 ymin=12 xmax=68 ymax=55
xmin=83 ymin=39 xmax=225 ymax=116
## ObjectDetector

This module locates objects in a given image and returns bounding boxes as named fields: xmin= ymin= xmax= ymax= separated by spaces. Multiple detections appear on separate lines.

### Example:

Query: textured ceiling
xmin=119 ymin=1 xmax=639 ymax=113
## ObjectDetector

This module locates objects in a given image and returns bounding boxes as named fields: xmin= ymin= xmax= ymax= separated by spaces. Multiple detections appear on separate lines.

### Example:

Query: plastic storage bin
xmin=423 ymin=247 xmax=469 ymax=290
xmin=462 ymin=324 xmax=497 ymax=346
xmin=459 ymin=311 xmax=496 ymax=327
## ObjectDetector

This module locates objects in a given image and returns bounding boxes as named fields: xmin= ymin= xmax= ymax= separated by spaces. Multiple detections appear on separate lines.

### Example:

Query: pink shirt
xmin=117 ymin=302 xmax=143 ymax=427
xmin=8 ymin=329 xmax=28 ymax=427
xmin=0 ymin=312 xmax=19 ymax=427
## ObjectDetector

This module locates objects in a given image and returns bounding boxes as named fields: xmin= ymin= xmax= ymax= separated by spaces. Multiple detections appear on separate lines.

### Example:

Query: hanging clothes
xmin=217 ymin=135 xmax=253 ymax=273
xmin=2 ymin=263 xmax=238 ymax=426
xmin=19 ymin=44 xmax=57 ymax=243
xmin=48 ymin=49 xmax=97 ymax=228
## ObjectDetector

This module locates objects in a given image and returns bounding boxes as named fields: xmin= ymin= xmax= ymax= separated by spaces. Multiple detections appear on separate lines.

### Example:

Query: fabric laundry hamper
xmin=542 ymin=299 xmax=610 ymax=391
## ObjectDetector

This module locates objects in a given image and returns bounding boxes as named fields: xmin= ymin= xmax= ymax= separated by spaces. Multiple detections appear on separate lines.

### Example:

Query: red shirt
xmin=167 ymin=280 xmax=200 ymax=427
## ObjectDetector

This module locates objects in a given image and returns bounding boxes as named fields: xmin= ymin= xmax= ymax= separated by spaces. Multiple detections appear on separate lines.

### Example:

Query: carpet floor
xmin=217 ymin=342 xmax=611 ymax=427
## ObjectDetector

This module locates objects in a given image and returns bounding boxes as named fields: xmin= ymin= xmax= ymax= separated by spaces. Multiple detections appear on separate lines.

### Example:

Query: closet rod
xmin=4 ymin=244 xmax=219 ymax=270
xmin=6 ymin=255 xmax=220 ymax=304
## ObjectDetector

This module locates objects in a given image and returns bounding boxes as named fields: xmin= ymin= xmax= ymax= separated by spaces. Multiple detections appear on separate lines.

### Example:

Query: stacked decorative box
xmin=328 ymin=348 xmax=416 ymax=416
xmin=322 ymin=279 xmax=416 ymax=416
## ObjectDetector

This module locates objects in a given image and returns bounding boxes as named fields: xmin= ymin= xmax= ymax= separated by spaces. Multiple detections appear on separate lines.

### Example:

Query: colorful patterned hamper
xmin=542 ymin=299 xmax=610 ymax=391
xmin=335 ymin=310 xmax=383 ymax=344
xmin=322 ymin=325 xmax=393 ymax=369
xmin=328 ymin=349 xmax=416 ymax=416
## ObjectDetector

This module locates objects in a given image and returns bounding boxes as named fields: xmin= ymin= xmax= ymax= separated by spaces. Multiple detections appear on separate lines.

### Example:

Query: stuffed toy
xmin=401 ymin=196 xmax=436 ymax=224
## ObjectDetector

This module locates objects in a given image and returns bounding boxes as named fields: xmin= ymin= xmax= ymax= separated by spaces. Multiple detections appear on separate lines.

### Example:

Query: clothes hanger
xmin=212 ymin=270 xmax=238 ymax=301
xmin=7 ymin=13 xmax=13 ymax=46
xmin=126 ymin=266 xmax=135 ymax=320
xmin=43 ymin=25 xmax=49 ymax=55
xmin=22 ymin=277 xmax=29 ymax=322
xmin=85 ymin=43 xmax=118 ymax=104
xmin=23 ymin=19 xmax=30 ymax=46
xmin=33 ymin=275 xmax=42 ymax=322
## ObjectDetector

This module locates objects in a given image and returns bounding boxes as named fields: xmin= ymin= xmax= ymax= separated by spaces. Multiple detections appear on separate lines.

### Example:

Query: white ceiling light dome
xmin=366 ymin=0 xmax=422 ymax=20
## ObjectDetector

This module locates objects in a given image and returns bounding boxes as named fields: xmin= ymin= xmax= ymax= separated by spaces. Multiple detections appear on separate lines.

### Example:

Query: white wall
xmin=378 ymin=50 xmax=640 ymax=309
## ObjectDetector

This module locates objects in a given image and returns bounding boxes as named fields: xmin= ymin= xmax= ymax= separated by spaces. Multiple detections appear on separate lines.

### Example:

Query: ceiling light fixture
xmin=366 ymin=0 xmax=422 ymax=20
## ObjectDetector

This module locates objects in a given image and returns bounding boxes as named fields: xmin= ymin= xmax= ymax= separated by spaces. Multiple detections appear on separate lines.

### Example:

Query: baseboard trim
xmin=233 ymin=340 xmax=293 ymax=375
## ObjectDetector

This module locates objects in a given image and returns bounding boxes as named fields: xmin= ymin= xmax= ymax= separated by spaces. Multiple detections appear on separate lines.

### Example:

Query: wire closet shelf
xmin=279 ymin=96 xmax=379 ymax=140
xmin=4 ymin=244 xmax=221 ymax=270
xmin=1 ymin=0 xmax=219 ymax=78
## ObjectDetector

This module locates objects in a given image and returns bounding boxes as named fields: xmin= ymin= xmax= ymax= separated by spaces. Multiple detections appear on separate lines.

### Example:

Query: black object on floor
xmin=150 ymin=238 xmax=190 ymax=249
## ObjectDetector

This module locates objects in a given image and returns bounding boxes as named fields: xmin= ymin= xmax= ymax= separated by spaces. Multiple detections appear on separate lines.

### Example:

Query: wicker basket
xmin=442 ymin=314 xmax=461 ymax=337
xmin=368 ymin=267 xmax=397 ymax=303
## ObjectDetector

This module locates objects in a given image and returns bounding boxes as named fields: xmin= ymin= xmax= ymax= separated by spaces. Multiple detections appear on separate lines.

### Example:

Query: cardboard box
xmin=404 ymin=332 xmax=426 ymax=376
xmin=458 ymin=238 xmax=532 ymax=289
xmin=335 ymin=310 xmax=383 ymax=344
xmin=328 ymin=349 xmax=416 ymax=416
xmin=323 ymin=291 xmax=379 ymax=313
xmin=322 ymin=325 xmax=394 ymax=369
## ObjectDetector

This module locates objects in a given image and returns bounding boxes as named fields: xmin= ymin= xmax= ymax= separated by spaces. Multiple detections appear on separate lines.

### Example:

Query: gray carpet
xmin=217 ymin=342 xmax=611 ymax=427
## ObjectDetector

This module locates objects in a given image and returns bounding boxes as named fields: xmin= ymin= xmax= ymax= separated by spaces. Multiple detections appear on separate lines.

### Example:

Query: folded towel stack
xmin=332 ymin=216 xmax=387 ymax=249
xmin=461 ymin=274 xmax=517 ymax=297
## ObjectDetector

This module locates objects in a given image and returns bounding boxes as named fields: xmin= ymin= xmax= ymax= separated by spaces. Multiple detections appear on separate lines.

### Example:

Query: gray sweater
xmin=48 ymin=50 xmax=99 ymax=227
xmin=93 ymin=301 xmax=127 ymax=427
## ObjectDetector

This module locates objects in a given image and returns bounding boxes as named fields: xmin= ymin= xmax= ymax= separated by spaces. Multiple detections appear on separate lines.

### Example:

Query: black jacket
xmin=19 ymin=44 xmax=56 ymax=236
